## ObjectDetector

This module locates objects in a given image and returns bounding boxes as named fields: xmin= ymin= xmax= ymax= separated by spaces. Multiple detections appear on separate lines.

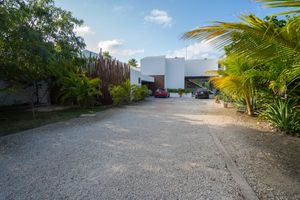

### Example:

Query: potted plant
xmin=178 ymin=88 xmax=185 ymax=97
xmin=215 ymin=95 xmax=221 ymax=103
xmin=220 ymin=92 xmax=229 ymax=108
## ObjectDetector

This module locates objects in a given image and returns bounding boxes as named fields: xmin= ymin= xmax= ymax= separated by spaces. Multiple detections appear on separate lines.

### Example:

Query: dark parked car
xmin=154 ymin=88 xmax=170 ymax=98
xmin=195 ymin=88 xmax=210 ymax=99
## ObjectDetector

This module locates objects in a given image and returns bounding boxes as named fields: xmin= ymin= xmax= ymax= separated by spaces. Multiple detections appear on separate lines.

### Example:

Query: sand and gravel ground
xmin=0 ymin=98 xmax=299 ymax=199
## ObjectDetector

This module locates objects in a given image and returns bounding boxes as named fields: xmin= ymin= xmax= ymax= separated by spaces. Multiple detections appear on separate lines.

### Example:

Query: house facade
xmin=138 ymin=56 xmax=219 ymax=91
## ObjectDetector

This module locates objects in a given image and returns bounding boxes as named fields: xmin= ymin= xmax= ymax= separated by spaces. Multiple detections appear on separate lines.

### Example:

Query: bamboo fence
xmin=85 ymin=55 xmax=130 ymax=104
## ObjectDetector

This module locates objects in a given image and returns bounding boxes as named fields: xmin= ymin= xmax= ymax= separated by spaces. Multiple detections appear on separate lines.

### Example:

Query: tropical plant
xmin=257 ymin=0 xmax=300 ymax=15
xmin=262 ymin=98 xmax=300 ymax=135
xmin=109 ymin=80 xmax=131 ymax=105
xmin=184 ymin=0 xmax=300 ymax=115
xmin=167 ymin=88 xmax=192 ymax=93
xmin=132 ymin=85 xmax=149 ymax=101
xmin=209 ymin=54 xmax=262 ymax=115
xmin=178 ymin=88 xmax=185 ymax=97
xmin=57 ymin=72 xmax=101 ymax=107
xmin=128 ymin=58 xmax=138 ymax=68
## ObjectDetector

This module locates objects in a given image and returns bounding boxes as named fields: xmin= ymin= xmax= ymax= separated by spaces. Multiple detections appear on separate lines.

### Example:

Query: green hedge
xmin=167 ymin=88 xmax=192 ymax=93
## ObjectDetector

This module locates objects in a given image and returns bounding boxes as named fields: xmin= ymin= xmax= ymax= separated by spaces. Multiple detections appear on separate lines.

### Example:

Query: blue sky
xmin=55 ymin=0 xmax=282 ymax=62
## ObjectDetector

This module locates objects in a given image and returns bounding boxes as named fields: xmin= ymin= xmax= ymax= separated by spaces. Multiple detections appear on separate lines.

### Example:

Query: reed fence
xmin=84 ymin=55 xmax=130 ymax=104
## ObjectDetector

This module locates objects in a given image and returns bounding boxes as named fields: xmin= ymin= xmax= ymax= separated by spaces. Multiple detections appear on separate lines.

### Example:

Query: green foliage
xmin=210 ymin=55 xmax=259 ymax=115
xmin=178 ymin=88 xmax=185 ymax=95
xmin=184 ymin=2 xmax=300 ymax=122
xmin=219 ymin=92 xmax=231 ymax=103
xmin=0 ymin=0 xmax=85 ymax=103
xmin=102 ymin=51 xmax=111 ymax=59
xmin=167 ymin=88 xmax=192 ymax=93
xmin=132 ymin=85 xmax=149 ymax=101
xmin=262 ymin=99 xmax=300 ymax=135
xmin=256 ymin=0 xmax=300 ymax=15
xmin=57 ymin=72 xmax=101 ymax=108
xmin=109 ymin=80 xmax=131 ymax=106
xmin=128 ymin=58 xmax=138 ymax=67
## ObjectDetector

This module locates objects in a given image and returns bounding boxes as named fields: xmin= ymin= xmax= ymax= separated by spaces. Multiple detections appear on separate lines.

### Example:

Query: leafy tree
xmin=0 ymin=0 xmax=85 ymax=105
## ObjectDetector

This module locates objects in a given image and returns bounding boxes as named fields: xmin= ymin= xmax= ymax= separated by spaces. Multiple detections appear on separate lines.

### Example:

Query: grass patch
xmin=0 ymin=105 xmax=110 ymax=137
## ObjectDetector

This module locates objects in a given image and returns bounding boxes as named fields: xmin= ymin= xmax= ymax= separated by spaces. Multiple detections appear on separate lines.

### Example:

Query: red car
xmin=154 ymin=88 xmax=170 ymax=98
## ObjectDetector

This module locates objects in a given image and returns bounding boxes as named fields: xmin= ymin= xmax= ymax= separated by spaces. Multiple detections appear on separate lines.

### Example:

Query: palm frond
xmin=257 ymin=0 xmax=300 ymax=8
xmin=257 ymin=0 xmax=300 ymax=15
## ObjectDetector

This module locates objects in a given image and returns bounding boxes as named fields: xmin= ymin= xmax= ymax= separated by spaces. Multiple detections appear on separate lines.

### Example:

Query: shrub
xmin=178 ymin=88 xmax=185 ymax=95
xmin=57 ymin=72 xmax=101 ymax=107
xmin=262 ymin=98 xmax=300 ymax=135
xmin=167 ymin=88 xmax=192 ymax=93
xmin=109 ymin=80 xmax=131 ymax=105
xmin=132 ymin=85 xmax=149 ymax=101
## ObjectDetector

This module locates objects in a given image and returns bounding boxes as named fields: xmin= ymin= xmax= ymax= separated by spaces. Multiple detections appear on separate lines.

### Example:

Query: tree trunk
xmin=30 ymin=101 xmax=36 ymax=120
xmin=244 ymin=94 xmax=253 ymax=116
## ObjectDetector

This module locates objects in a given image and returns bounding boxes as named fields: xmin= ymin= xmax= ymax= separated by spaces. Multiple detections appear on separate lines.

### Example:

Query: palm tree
xmin=183 ymin=14 xmax=300 ymax=95
xmin=102 ymin=51 xmax=111 ymax=59
xmin=257 ymin=0 xmax=300 ymax=14
xmin=209 ymin=55 xmax=263 ymax=115
xmin=128 ymin=58 xmax=138 ymax=68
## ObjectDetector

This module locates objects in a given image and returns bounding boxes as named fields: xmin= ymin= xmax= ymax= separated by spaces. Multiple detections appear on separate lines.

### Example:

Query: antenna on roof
xmin=185 ymin=45 xmax=188 ymax=60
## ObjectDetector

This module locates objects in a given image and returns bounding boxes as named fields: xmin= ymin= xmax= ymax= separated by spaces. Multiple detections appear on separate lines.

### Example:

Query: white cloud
xmin=74 ymin=25 xmax=94 ymax=37
xmin=166 ymin=42 xmax=222 ymax=59
xmin=98 ymin=39 xmax=144 ymax=57
xmin=98 ymin=39 xmax=123 ymax=51
xmin=144 ymin=9 xmax=173 ymax=27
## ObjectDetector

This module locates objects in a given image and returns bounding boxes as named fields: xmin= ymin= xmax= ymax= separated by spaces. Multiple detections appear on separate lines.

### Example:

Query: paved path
xmin=0 ymin=98 xmax=298 ymax=199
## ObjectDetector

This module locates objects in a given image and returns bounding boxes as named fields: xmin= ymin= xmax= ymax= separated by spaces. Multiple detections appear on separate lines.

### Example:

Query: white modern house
xmin=130 ymin=67 xmax=154 ymax=86
xmin=134 ymin=55 xmax=219 ymax=92
xmin=81 ymin=49 xmax=219 ymax=92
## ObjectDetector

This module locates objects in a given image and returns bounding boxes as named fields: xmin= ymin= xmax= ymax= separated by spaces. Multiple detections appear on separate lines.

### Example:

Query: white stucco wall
xmin=130 ymin=68 xmax=141 ymax=86
xmin=165 ymin=58 xmax=185 ymax=89
xmin=130 ymin=68 xmax=154 ymax=86
xmin=185 ymin=59 xmax=219 ymax=77
xmin=140 ymin=56 xmax=166 ymax=75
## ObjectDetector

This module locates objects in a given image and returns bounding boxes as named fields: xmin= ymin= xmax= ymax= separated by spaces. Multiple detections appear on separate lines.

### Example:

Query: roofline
xmin=141 ymin=55 xmax=166 ymax=60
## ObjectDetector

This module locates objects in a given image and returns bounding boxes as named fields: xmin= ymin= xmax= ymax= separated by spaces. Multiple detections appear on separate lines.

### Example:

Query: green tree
xmin=210 ymin=55 xmax=262 ymax=115
xmin=0 ymin=0 xmax=85 ymax=104
xmin=128 ymin=58 xmax=138 ymax=67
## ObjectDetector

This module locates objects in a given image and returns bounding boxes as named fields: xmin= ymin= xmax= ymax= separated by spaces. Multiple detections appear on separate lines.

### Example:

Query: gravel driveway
xmin=1 ymin=98 xmax=300 ymax=199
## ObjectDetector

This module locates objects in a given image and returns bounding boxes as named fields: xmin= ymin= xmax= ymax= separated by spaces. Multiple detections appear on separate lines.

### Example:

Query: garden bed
xmin=0 ymin=105 xmax=109 ymax=137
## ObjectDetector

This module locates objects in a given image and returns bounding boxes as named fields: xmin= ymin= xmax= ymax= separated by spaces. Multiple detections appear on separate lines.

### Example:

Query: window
xmin=138 ymin=77 xmax=141 ymax=84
